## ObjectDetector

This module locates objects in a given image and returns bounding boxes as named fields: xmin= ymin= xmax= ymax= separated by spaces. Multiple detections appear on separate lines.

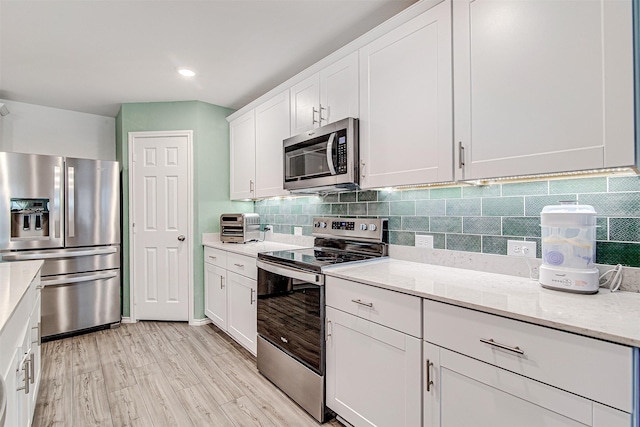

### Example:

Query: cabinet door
xmin=454 ymin=0 xmax=634 ymax=180
xmin=359 ymin=0 xmax=453 ymax=189
xmin=290 ymin=74 xmax=320 ymax=135
xmin=255 ymin=90 xmax=290 ymax=198
xmin=326 ymin=307 xmax=421 ymax=427
xmin=204 ymin=263 xmax=227 ymax=330
xmin=226 ymin=271 xmax=257 ymax=355
xmin=319 ymin=52 xmax=359 ymax=126
xmin=28 ymin=290 xmax=41 ymax=421
xmin=229 ymin=110 xmax=256 ymax=200
xmin=435 ymin=347 xmax=597 ymax=427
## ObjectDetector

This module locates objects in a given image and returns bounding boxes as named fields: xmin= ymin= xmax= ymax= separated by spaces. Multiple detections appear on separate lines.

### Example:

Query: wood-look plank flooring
xmin=33 ymin=321 xmax=343 ymax=427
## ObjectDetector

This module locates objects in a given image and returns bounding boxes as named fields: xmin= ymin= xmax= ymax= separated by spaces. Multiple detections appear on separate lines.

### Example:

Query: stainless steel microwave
xmin=283 ymin=117 xmax=359 ymax=193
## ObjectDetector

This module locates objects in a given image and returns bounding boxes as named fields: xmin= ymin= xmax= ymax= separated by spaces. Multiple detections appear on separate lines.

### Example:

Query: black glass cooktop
xmin=258 ymin=247 xmax=377 ymax=273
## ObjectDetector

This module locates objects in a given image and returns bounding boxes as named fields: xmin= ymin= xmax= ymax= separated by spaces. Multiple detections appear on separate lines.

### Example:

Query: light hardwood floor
xmin=33 ymin=321 xmax=343 ymax=427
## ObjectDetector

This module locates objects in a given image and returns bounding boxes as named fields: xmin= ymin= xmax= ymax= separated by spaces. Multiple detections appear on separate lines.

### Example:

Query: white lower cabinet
xmin=203 ymin=246 xmax=257 ymax=355
xmin=325 ymin=277 xmax=422 ymax=427
xmin=1 ymin=271 xmax=42 ymax=427
xmin=226 ymin=271 xmax=257 ymax=353
xmin=423 ymin=300 xmax=634 ymax=427
xmin=204 ymin=263 xmax=227 ymax=330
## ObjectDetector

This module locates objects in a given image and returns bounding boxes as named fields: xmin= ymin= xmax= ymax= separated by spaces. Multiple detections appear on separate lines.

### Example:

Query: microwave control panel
xmin=336 ymin=131 xmax=347 ymax=174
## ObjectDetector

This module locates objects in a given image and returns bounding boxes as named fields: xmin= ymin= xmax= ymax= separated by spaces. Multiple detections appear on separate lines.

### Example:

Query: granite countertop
xmin=324 ymin=258 xmax=640 ymax=347
xmin=0 ymin=260 xmax=43 ymax=334
xmin=203 ymin=239 xmax=306 ymax=257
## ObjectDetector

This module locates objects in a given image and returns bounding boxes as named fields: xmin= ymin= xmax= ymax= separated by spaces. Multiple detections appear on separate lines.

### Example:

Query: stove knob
xmin=368 ymin=224 xmax=377 ymax=231
xmin=314 ymin=221 xmax=320 ymax=228
xmin=360 ymin=224 xmax=367 ymax=231
xmin=320 ymin=222 xmax=327 ymax=228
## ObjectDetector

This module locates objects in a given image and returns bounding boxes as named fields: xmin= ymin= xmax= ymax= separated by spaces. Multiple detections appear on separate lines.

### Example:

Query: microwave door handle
xmin=326 ymin=132 xmax=337 ymax=175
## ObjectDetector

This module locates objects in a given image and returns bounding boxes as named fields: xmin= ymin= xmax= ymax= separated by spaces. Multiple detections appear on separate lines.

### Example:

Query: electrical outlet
xmin=294 ymin=226 xmax=303 ymax=236
xmin=415 ymin=234 xmax=434 ymax=248
xmin=507 ymin=240 xmax=536 ymax=258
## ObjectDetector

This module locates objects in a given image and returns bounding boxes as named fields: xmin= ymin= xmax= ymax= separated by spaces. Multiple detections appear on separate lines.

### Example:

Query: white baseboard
xmin=189 ymin=318 xmax=212 ymax=326
xmin=120 ymin=317 xmax=136 ymax=324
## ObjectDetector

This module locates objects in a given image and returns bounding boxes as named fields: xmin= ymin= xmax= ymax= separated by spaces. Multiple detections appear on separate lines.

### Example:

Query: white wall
xmin=0 ymin=99 xmax=116 ymax=160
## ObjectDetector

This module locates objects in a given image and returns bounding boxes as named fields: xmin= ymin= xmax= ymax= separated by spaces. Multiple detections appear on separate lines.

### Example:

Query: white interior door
xmin=130 ymin=131 xmax=192 ymax=321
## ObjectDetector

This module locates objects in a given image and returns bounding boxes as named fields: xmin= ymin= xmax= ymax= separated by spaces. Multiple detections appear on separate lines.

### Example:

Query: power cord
xmin=258 ymin=225 xmax=272 ymax=242
xmin=599 ymin=264 xmax=623 ymax=292
xmin=521 ymin=246 xmax=539 ymax=281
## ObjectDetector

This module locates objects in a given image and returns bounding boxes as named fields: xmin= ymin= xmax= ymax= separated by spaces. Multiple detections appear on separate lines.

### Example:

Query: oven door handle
xmin=257 ymin=260 xmax=324 ymax=285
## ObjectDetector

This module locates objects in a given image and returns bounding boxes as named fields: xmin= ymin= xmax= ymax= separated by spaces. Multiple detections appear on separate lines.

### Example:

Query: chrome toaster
xmin=220 ymin=213 xmax=260 ymax=243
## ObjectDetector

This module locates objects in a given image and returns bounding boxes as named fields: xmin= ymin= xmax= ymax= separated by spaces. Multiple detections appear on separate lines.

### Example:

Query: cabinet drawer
xmin=326 ymin=277 xmax=421 ymax=338
xmin=423 ymin=299 xmax=633 ymax=412
xmin=226 ymin=253 xmax=257 ymax=280
xmin=204 ymin=247 xmax=226 ymax=268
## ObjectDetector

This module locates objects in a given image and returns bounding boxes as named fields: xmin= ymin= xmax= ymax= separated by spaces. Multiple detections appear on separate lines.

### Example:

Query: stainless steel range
xmin=256 ymin=217 xmax=388 ymax=423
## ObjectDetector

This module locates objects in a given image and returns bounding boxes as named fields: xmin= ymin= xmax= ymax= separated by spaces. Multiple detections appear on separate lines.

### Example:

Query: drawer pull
xmin=480 ymin=338 xmax=525 ymax=356
xmin=426 ymin=359 xmax=434 ymax=392
xmin=351 ymin=299 xmax=373 ymax=308
xmin=209 ymin=255 xmax=217 ymax=260
xmin=233 ymin=263 xmax=244 ymax=268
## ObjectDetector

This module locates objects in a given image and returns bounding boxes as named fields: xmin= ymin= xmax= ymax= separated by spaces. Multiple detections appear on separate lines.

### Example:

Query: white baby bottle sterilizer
xmin=539 ymin=202 xmax=599 ymax=294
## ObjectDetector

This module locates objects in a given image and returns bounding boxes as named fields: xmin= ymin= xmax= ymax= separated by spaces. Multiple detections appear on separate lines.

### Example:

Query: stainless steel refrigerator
xmin=0 ymin=152 xmax=120 ymax=339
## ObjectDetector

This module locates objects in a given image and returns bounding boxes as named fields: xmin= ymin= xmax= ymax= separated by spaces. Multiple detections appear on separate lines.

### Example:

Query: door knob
xmin=178 ymin=235 xmax=186 ymax=241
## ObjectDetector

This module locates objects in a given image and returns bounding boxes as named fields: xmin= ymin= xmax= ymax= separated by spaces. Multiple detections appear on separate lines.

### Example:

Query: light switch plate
xmin=294 ymin=226 xmax=303 ymax=236
xmin=415 ymin=234 xmax=434 ymax=248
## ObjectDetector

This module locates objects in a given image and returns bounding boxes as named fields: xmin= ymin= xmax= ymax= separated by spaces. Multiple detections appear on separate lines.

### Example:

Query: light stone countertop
xmin=324 ymin=258 xmax=640 ymax=347
xmin=0 ymin=260 xmax=43 ymax=334
xmin=203 ymin=239 xmax=306 ymax=258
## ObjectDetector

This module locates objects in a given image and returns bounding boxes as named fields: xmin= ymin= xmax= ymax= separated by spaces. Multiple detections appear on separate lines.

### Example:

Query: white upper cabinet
xmin=359 ymin=0 xmax=453 ymax=189
xmin=319 ymin=52 xmax=359 ymax=126
xmin=230 ymin=110 xmax=256 ymax=200
xmin=290 ymin=52 xmax=359 ymax=135
xmin=255 ymin=90 xmax=290 ymax=198
xmin=454 ymin=0 xmax=635 ymax=181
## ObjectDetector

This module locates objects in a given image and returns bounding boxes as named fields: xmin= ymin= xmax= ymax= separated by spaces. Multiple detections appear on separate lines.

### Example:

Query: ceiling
xmin=0 ymin=0 xmax=417 ymax=118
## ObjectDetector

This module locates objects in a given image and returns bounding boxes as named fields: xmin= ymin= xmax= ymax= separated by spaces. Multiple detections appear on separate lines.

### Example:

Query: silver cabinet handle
xmin=16 ymin=356 xmax=29 ymax=394
xmin=319 ymin=104 xmax=327 ymax=123
xmin=426 ymin=359 xmax=434 ymax=392
xmin=28 ymin=353 xmax=35 ymax=384
xmin=312 ymin=107 xmax=319 ymax=125
xmin=220 ymin=276 xmax=225 ymax=290
xmin=351 ymin=299 xmax=373 ymax=308
xmin=32 ymin=323 xmax=41 ymax=345
xmin=458 ymin=141 xmax=465 ymax=169
xmin=234 ymin=263 xmax=244 ymax=268
xmin=249 ymin=180 xmax=254 ymax=192
xmin=178 ymin=235 xmax=186 ymax=241
xmin=209 ymin=255 xmax=217 ymax=260
xmin=326 ymin=319 xmax=332 ymax=342
xmin=480 ymin=338 xmax=525 ymax=356
xmin=250 ymin=288 xmax=255 ymax=305
xmin=361 ymin=160 xmax=365 ymax=178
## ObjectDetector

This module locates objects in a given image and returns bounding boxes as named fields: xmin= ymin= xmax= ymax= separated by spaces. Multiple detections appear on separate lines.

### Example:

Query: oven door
xmin=256 ymin=260 xmax=325 ymax=375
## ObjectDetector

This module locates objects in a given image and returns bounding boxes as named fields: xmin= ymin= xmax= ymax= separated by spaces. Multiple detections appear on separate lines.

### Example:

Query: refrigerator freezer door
xmin=64 ymin=158 xmax=120 ymax=247
xmin=40 ymin=269 xmax=121 ymax=338
xmin=1 ymin=246 xmax=120 ymax=276
xmin=0 ymin=152 xmax=64 ymax=250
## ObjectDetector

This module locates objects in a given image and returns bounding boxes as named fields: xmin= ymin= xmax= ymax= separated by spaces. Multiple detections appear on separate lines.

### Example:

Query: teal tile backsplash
xmin=254 ymin=175 xmax=640 ymax=268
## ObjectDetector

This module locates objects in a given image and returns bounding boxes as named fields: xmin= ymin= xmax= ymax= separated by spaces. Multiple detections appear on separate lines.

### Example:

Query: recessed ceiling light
xmin=177 ymin=68 xmax=196 ymax=77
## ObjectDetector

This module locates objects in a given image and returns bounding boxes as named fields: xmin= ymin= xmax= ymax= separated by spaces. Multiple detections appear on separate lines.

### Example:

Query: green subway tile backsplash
xmin=254 ymin=175 xmax=640 ymax=267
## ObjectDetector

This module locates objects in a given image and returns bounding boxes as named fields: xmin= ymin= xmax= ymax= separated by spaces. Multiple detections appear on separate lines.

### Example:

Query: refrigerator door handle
xmin=1 ymin=246 xmax=118 ymax=261
xmin=41 ymin=271 xmax=118 ymax=287
xmin=67 ymin=166 xmax=75 ymax=238
xmin=53 ymin=165 xmax=62 ymax=238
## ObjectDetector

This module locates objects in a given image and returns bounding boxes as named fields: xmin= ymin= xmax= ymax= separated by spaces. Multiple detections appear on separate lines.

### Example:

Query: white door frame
xmin=128 ymin=130 xmax=194 ymax=324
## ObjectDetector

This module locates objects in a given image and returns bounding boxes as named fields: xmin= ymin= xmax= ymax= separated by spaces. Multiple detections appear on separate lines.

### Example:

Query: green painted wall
xmin=116 ymin=101 xmax=252 ymax=320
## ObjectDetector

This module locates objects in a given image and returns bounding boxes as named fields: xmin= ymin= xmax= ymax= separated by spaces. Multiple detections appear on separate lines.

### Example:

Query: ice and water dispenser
xmin=539 ymin=202 xmax=599 ymax=294
xmin=10 ymin=198 xmax=50 ymax=239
